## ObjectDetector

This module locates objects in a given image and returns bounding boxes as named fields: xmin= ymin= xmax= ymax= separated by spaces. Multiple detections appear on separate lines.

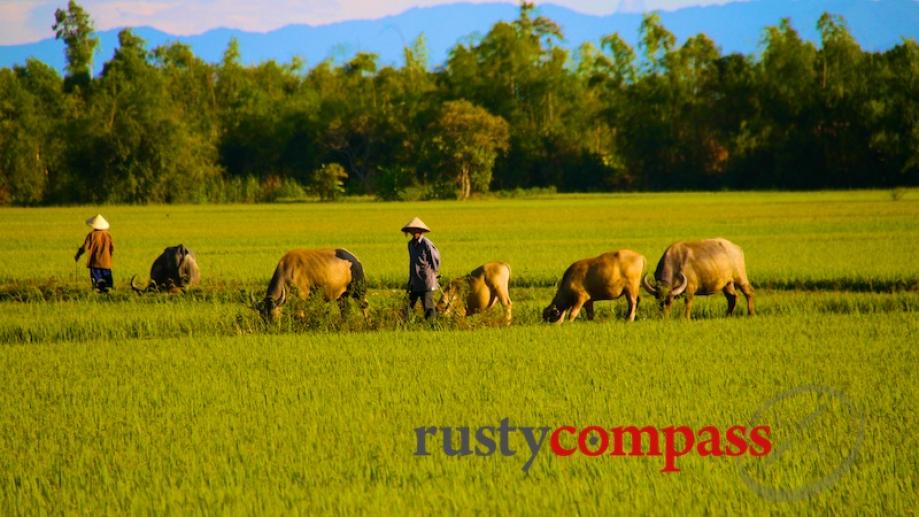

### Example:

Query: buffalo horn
xmin=247 ymin=292 xmax=260 ymax=311
xmin=130 ymin=275 xmax=145 ymax=295
xmin=671 ymin=272 xmax=689 ymax=297
xmin=642 ymin=273 xmax=658 ymax=295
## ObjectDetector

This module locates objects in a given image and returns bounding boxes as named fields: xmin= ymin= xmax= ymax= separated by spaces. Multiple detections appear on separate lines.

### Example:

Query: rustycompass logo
xmin=738 ymin=385 xmax=865 ymax=501
xmin=413 ymin=418 xmax=772 ymax=473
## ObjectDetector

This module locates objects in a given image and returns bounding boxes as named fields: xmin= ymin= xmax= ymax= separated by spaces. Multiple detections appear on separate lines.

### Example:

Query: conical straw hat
xmin=401 ymin=217 xmax=431 ymax=233
xmin=85 ymin=214 xmax=110 ymax=230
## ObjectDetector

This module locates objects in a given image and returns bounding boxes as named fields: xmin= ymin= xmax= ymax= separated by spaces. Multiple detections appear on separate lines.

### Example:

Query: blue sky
xmin=0 ymin=0 xmax=743 ymax=45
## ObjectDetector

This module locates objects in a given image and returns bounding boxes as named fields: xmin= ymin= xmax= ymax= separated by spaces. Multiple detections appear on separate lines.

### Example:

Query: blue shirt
xmin=407 ymin=236 xmax=441 ymax=292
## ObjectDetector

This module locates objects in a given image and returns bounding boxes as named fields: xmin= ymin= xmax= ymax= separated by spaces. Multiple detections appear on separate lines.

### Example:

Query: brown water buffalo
xmin=131 ymin=244 xmax=200 ymax=294
xmin=437 ymin=262 xmax=513 ymax=324
xmin=642 ymin=238 xmax=754 ymax=319
xmin=258 ymin=248 xmax=368 ymax=321
xmin=542 ymin=250 xmax=645 ymax=324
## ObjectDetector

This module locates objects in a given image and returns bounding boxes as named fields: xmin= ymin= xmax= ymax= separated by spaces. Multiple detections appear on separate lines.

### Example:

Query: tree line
xmin=1 ymin=1 xmax=917 ymax=205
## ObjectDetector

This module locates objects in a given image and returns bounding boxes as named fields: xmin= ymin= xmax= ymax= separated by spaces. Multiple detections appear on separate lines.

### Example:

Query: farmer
xmin=402 ymin=217 xmax=440 ymax=320
xmin=74 ymin=214 xmax=115 ymax=292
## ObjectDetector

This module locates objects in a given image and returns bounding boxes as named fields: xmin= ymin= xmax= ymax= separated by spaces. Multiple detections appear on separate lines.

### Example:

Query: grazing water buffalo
xmin=258 ymin=248 xmax=368 ymax=321
xmin=131 ymin=244 xmax=200 ymax=294
xmin=542 ymin=250 xmax=645 ymax=324
xmin=642 ymin=238 xmax=755 ymax=318
xmin=437 ymin=262 xmax=513 ymax=324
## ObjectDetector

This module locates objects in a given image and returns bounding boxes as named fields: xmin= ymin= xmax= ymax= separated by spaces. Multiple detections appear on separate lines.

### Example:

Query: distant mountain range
xmin=1 ymin=0 xmax=917 ymax=74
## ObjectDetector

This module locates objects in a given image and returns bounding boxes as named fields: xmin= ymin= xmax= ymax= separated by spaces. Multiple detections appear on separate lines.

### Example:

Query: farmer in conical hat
xmin=402 ymin=217 xmax=440 ymax=320
xmin=74 ymin=214 xmax=115 ymax=292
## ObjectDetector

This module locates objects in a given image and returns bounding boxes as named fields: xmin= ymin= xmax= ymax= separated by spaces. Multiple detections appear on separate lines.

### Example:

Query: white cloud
xmin=102 ymin=0 xmax=178 ymax=18
xmin=83 ymin=0 xmax=348 ymax=34
xmin=0 ymin=1 xmax=44 ymax=45
xmin=0 ymin=0 xmax=746 ymax=45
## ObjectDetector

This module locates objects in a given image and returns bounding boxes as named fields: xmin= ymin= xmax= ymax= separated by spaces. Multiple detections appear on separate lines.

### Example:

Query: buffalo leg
xmin=567 ymin=297 xmax=588 ymax=322
xmin=498 ymin=292 xmax=512 ymax=325
xmin=740 ymin=283 xmax=756 ymax=316
xmin=584 ymin=301 xmax=595 ymax=321
xmin=467 ymin=293 xmax=494 ymax=317
xmin=661 ymin=299 xmax=673 ymax=319
xmin=683 ymin=294 xmax=695 ymax=319
xmin=723 ymin=283 xmax=738 ymax=316
xmin=625 ymin=291 xmax=639 ymax=322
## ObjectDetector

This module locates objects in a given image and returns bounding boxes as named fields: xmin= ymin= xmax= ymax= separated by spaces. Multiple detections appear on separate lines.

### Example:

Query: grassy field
xmin=2 ymin=190 xmax=917 ymax=289
xmin=0 ymin=190 xmax=917 ymax=514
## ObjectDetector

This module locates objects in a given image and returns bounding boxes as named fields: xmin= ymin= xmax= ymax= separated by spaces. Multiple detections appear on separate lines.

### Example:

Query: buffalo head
xmin=642 ymin=272 xmax=687 ymax=317
xmin=542 ymin=304 xmax=564 ymax=323
xmin=436 ymin=278 xmax=466 ymax=315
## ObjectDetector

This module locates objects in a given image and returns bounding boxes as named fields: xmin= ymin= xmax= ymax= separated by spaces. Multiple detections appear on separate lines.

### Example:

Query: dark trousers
xmin=90 ymin=268 xmax=113 ymax=292
xmin=407 ymin=290 xmax=436 ymax=320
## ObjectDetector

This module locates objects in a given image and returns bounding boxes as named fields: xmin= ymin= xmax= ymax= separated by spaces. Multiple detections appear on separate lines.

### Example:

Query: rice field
xmin=0 ymin=190 xmax=916 ymax=514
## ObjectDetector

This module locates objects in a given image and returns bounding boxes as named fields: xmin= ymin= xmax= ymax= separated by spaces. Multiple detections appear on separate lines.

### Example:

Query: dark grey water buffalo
xmin=131 ymin=244 xmax=200 ymax=294
xmin=642 ymin=238 xmax=755 ymax=318
xmin=543 ymin=249 xmax=646 ymax=324
xmin=258 ymin=248 xmax=368 ymax=321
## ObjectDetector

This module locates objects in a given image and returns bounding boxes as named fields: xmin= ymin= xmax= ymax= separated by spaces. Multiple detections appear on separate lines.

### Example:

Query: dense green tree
xmin=71 ymin=29 xmax=220 ymax=202
xmin=576 ymin=36 xmax=635 ymax=187
xmin=428 ymin=100 xmax=509 ymax=199
xmin=0 ymin=70 xmax=46 ymax=204
xmin=711 ymin=53 xmax=762 ymax=188
xmin=813 ymin=14 xmax=872 ymax=186
xmin=310 ymin=163 xmax=348 ymax=201
xmin=0 ymin=60 xmax=70 ymax=204
xmin=864 ymin=40 xmax=919 ymax=186
xmin=639 ymin=12 xmax=676 ymax=74
xmin=598 ymin=34 xmax=638 ymax=87
xmin=153 ymin=42 xmax=219 ymax=142
xmin=669 ymin=34 xmax=725 ymax=186
xmin=757 ymin=18 xmax=819 ymax=187
xmin=53 ymin=0 xmax=98 ymax=91
xmin=616 ymin=13 xmax=681 ymax=188
xmin=2 ymin=1 xmax=918 ymax=205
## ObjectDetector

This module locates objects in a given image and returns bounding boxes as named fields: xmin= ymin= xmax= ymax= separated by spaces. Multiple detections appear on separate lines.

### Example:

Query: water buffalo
xmin=437 ymin=262 xmax=513 ymax=324
xmin=543 ymin=250 xmax=645 ymax=324
xmin=642 ymin=238 xmax=755 ymax=318
xmin=131 ymin=244 xmax=200 ymax=294
xmin=258 ymin=248 xmax=368 ymax=321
